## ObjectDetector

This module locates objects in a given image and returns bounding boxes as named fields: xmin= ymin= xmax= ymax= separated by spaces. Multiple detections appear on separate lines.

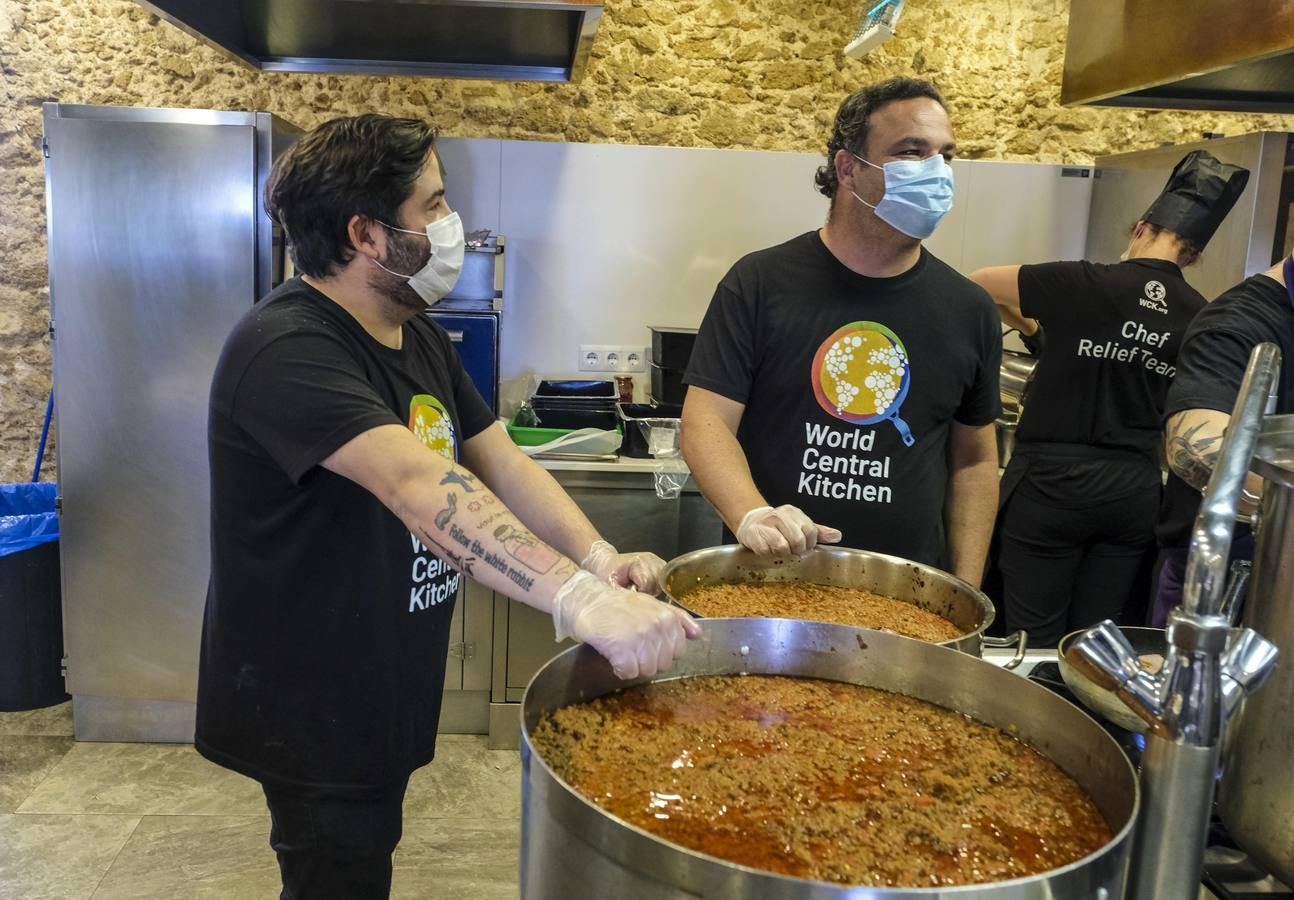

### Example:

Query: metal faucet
xmin=1066 ymin=342 xmax=1282 ymax=900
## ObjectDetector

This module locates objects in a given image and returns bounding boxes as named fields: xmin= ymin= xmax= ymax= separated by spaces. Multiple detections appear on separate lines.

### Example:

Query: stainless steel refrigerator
xmin=43 ymin=103 xmax=300 ymax=741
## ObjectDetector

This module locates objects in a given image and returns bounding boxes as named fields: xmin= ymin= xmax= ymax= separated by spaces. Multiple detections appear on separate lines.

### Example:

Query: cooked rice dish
xmin=532 ymin=675 xmax=1112 ymax=887
xmin=681 ymin=581 xmax=963 ymax=642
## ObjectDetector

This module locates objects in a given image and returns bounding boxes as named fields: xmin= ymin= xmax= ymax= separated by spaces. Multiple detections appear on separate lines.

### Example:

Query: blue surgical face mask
xmin=850 ymin=152 xmax=954 ymax=239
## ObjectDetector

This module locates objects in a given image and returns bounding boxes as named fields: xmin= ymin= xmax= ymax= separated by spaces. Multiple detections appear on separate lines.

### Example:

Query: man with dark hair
xmin=195 ymin=114 xmax=698 ymax=899
xmin=970 ymin=150 xmax=1249 ymax=645
xmin=1155 ymin=247 xmax=1294 ymax=626
xmin=681 ymin=78 xmax=1001 ymax=585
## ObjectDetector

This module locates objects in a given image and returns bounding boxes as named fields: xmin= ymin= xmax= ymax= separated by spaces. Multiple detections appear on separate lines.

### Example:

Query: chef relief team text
xmin=1076 ymin=320 xmax=1177 ymax=377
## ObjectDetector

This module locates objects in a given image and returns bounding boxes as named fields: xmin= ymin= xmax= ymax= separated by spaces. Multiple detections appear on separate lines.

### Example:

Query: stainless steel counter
xmin=531 ymin=455 xmax=672 ymax=474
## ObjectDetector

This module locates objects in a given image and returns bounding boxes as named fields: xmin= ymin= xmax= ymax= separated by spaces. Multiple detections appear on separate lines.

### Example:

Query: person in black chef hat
xmin=969 ymin=150 xmax=1250 ymax=647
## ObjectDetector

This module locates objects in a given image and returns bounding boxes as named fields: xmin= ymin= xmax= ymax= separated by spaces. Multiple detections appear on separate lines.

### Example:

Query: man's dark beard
xmin=369 ymin=229 xmax=432 ymax=312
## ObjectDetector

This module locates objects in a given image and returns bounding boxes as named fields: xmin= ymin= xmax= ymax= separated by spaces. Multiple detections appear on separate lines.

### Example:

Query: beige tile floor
xmin=0 ymin=703 xmax=520 ymax=899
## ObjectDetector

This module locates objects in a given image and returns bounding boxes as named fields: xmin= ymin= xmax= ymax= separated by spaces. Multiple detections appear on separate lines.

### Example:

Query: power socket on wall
xmin=578 ymin=345 xmax=647 ymax=373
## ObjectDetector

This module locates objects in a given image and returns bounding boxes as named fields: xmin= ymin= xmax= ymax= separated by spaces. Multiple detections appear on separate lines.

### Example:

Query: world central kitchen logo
xmin=1139 ymin=280 xmax=1168 ymax=314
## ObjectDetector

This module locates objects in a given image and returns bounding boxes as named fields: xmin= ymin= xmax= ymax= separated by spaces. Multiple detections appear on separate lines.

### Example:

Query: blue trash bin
xmin=0 ymin=482 xmax=69 ymax=711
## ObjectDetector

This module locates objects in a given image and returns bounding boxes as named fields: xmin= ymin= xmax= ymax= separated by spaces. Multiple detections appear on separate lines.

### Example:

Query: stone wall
xmin=2 ymin=0 xmax=1292 ymax=482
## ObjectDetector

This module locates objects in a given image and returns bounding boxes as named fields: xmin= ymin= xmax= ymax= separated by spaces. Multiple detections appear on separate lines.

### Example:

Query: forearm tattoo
xmin=440 ymin=470 xmax=479 ymax=493
xmin=421 ymin=492 xmax=565 ymax=594
xmin=493 ymin=524 xmax=560 ymax=575
xmin=434 ymin=492 xmax=457 ymax=529
xmin=1168 ymin=420 xmax=1223 ymax=492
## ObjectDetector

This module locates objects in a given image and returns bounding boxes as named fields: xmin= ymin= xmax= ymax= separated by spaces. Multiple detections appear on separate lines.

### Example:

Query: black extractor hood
xmin=1062 ymin=0 xmax=1294 ymax=113
xmin=134 ymin=0 xmax=604 ymax=82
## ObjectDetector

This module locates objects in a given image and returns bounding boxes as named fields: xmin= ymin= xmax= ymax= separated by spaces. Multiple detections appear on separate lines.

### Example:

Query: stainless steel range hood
xmin=134 ymin=0 xmax=604 ymax=82
xmin=1062 ymin=0 xmax=1294 ymax=113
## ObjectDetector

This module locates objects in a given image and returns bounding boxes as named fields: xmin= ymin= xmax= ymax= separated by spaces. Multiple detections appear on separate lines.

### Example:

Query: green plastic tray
xmin=506 ymin=422 xmax=573 ymax=446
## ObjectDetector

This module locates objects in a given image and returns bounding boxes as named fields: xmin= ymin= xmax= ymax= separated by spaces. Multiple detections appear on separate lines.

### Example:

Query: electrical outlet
xmin=578 ymin=345 xmax=647 ymax=373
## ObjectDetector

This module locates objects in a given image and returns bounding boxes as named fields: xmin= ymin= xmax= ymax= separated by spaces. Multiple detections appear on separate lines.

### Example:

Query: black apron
xmin=998 ymin=440 xmax=1158 ymax=511
xmin=983 ymin=441 xmax=1160 ymax=622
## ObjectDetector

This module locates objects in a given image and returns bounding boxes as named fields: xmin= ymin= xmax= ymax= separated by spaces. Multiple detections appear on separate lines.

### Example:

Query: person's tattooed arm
xmin=1165 ymin=410 xmax=1229 ymax=492
xmin=1165 ymin=408 xmax=1264 ymax=514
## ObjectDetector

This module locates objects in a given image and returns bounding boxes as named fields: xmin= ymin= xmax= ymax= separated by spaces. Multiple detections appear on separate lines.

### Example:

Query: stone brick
xmin=721 ymin=85 xmax=750 ymax=105
xmin=800 ymin=39 xmax=835 ymax=60
xmin=616 ymin=6 xmax=649 ymax=28
xmin=635 ymin=86 xmax=698 ymax=117
xmin=699 ymin=0 xmax=739 ymax=28
xmin=644 ymin=5 xmax=674 ymax=26
xmin=697 ymin=108 xmax=757 ymax=147
xmin=634 ymin=55 xmax=676 ymax=82
xmin=760 ymin=60 xmax=817 ymax=92
xmin=672 ymin=37 xmax=715 ymax=60
xmin=732 ymin=41 xmax=782 ymax=63
xmin=157 ymin=54 xmax=193 ymax=79
xmin=629 ymin=29 xmax=662 ymax=54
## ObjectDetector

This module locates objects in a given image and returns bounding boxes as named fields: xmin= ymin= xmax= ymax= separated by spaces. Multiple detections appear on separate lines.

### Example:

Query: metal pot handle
xmin=982 ymin=630 xmax=1029 ymax=670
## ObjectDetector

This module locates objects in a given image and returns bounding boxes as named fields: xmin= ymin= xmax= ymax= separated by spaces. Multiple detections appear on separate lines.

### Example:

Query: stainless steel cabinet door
xmin=46 ymin=113 xmax=257 ymax=703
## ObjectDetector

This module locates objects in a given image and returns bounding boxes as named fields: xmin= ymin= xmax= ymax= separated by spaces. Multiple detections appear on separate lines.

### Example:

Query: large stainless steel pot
xmin=1219 ymin=413 xmax=1294 ymax=885
xmin=661 ymin=545 xmax=1024 ymax=665
xmin=1000 ymin=349 xmax=1037 ymax=414
xmin=998 ymin=349 xmax=1037 ymax=469
xmin=521 ymin=618 xmax=1138 ymax=899
xmin=1058 ymin=626 xmax=1167 ymax=734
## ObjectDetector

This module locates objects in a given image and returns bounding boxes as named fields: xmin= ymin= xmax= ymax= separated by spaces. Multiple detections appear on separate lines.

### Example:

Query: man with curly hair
xmin=682 ymin=77 xmax=1001 ymax=586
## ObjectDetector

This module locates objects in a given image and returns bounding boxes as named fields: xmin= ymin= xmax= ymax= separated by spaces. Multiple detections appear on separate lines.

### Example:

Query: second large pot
xmin=662 ymin=544 xmax=1007 ymax=660
xmin=1219 ymin=414 xmax=1294 ymax=885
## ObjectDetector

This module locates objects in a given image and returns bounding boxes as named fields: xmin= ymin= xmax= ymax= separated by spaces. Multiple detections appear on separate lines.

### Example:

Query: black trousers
xmin=998 ymin=484 xmax=1159 ymax=648
xmin=262 ymin=775 xmax=410 ymax=900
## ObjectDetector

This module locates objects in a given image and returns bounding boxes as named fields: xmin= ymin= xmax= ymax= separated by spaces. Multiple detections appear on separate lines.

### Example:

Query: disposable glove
xmin=551 ymin=570 xmax=701 ymax=679
xmin=581 ymin=539 xmax=666 ymax=593
xmin=1021 ymin=324 xmax=1045 ymax=357
xmin=736 ymin=505 xmax=842 ymax=557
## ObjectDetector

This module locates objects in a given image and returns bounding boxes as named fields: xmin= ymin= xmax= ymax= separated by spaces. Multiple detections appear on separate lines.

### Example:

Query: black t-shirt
xmin=195 ymin=278 xmax=495 ymax=795
xmin=1017 ymin=259 xmax=1205 ymax=455
xmin=1011 ymin=259 xmax=1205 ymax=503
xmin=1157 ymin=272 xmax=1294 ymax=546
xmin=684 ymin=231 xmax=1001 ymax=569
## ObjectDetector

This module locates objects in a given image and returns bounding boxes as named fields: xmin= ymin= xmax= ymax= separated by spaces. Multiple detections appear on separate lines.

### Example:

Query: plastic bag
xmin=0 ymin=483 xmax=59 ymax=558
xmin=519 ymin=428 xmax=623 ymax=458
xmin=630 ymin=418 xmax=690 ymax=500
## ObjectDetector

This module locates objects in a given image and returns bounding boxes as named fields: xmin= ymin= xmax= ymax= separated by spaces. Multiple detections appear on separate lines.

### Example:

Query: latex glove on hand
xmin=581 ymin=539 xmax=666 ymax=594
xmin=736 ymin=505 xmax=842 ymax=557
xmin=552 ymin=570 xmax=702 ymax=680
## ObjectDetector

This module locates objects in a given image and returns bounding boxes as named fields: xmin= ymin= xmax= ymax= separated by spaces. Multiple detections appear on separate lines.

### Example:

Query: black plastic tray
xmin=650 ymin=364 xmax=686 ymax=405
xmin=617 ymin=402 xmax=682 ymax=458
xmin=534 ymin=379 xmax=615 ymax=398
xmin=530 ymin=407 xmax=619 ymax=431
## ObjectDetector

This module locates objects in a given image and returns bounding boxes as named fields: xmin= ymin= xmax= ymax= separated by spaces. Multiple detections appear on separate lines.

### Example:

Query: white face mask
xmin=372 ymin=211 xmax=465 ymax=305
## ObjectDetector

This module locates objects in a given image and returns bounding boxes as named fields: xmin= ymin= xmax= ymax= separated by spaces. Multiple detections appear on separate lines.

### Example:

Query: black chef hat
xmin=1141 ymin=150 xmax=1250 ymax=248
